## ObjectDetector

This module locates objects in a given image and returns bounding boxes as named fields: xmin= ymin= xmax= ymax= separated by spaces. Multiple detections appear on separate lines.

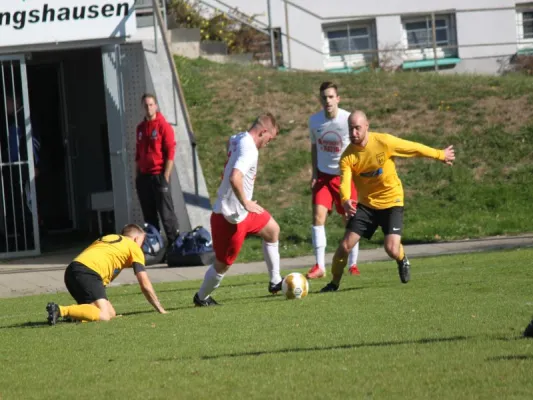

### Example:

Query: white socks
xmin=198 ymin=265 xmax=224 ymax=300
xmin=313 ymin=225 xmax=359 ymax=269
xmin=263 ymin=241 xmax=282 ymax=284
xmin=198 ymin=241 xmax=282 ymax=300
xmin=312 ymin=225 xmax=327 ymax=271
xmin=348 ymin=241 xmax=360 ymax=267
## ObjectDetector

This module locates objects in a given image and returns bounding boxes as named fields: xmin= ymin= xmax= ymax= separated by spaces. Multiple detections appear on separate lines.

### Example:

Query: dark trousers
xmin=135 ymin=173 xmax=180 ymax=244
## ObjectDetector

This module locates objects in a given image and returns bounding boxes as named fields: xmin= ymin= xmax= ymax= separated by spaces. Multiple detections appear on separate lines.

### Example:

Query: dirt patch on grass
xmin=473 ymin=161 xmax=489 ymax=182
xmin=210 ymin=70 xmax=458 ymax=142
xmin=474 ymin=96 xmax=533 ymax=131
xmin=203 ymin=67 xmax=533 ymax=200
xmin=371 ymin=107 xmax=462 ymax=137
xmin=210 ymin=79 xmax=321 ymax=156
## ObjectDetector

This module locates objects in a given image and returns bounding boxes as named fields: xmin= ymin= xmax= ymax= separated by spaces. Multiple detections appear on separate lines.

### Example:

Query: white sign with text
xmin=0 ymin=0 xmax=137 ymax=48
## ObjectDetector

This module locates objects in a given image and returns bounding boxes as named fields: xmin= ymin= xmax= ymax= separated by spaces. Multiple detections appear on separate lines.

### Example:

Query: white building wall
xmin=285 ymin=3 xmax=324 ymax=70
xmin=456 ymin=9 xmax=518 ymax=58
xmin=201 ymin=0 xmax=524 ymax=74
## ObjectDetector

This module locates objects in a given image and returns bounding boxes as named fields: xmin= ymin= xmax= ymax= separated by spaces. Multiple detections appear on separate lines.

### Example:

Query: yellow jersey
xmin=339 ymin=132 xmax=445 ymax=209
xmin=74 ymin=235 xmax=146 ymax=286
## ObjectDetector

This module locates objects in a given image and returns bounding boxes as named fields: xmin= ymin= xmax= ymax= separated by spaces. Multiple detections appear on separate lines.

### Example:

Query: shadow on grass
xmin=199 ymin=286 xmax=367 ymax=305
xmin=0 ymin=321 xmax=51 ymax=329
xmin=486 ymin=354 xmax=533 ymax=361
xmin=0 ymin=305 xmax=195 ymax=328
xmin=156 ymin=335 xmax=470 ymax=362
xmin=495 ymin=334 xmax=529 ymax=342
xmin=115 ymin=281 xmax=263 ymax=297
xmin=121 ymin=305 xmax=193 ymax=316
xmin=221 ymin=294 xmax=282 ymax=304
xmin=311 ymin=286 xmax=366 ymax=294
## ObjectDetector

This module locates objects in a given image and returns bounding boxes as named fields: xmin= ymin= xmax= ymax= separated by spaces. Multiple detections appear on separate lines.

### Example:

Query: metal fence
xmin=174 ymin=1 xmax=533 ymax=73
xmin=0 ymin=57 xmax=39 ymax=257
xmin=280 ymin=2 xmax=533 ymax=72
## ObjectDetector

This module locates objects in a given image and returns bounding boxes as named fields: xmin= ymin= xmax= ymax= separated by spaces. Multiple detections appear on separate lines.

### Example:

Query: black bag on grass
xmin=141 ymin=223 xmax=166 ymax=266
xmin=166 ymin=226 xmax=215 ymax=267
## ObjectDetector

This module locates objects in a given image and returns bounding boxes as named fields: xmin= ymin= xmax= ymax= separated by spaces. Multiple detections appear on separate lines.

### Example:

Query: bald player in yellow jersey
xmin=320 ymin=110 xmax=455 ymax=292
xmin=46 ymin=224 xmax=167 ymax=325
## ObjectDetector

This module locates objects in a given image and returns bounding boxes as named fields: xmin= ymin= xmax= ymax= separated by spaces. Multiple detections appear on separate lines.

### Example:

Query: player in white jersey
xmin=193 ymin=113 xmax=283 ymax=306
xmin=306 ymin=82 xmax=360 ymax=279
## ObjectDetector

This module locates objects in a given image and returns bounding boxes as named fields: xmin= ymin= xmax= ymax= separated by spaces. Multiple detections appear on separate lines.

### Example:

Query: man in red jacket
xmin=135 ymin=93 xmax=180 ymax=248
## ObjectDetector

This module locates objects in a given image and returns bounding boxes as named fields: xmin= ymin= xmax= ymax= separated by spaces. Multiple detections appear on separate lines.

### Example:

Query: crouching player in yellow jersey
xmin=46 ymin=224 xmax=168 ymax=325
xmin=320 ymin=110 xmax=455 ymax=292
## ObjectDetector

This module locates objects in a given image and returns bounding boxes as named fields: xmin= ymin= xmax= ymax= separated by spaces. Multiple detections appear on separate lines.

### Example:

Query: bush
xmin=167 ymin=0 xmax=276 ymax=58
xmin=498 ymin=52 xmax=533 ymax=75
xmin=510 ymin=54 xmax=533 ymax=75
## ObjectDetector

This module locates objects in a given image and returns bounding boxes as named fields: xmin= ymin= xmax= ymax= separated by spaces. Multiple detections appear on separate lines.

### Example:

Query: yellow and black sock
xmin=397 ymin=244 xmax=405 ymax=262
xmin=59 ymin=304 xmax=101 ymax=322
xmin=331 ymin=253 xmax=347 ymax=284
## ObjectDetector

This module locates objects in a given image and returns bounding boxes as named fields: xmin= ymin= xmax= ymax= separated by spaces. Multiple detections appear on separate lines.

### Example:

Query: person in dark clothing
xmin=135 ymin=93 xmax=180 ymax=248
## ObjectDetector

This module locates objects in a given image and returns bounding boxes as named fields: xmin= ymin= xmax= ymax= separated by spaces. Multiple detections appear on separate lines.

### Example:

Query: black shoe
xmin=397 ymin=256 xmax=411 ymax=284
xmin=320 ymin=282 xmax=339 ymax=293
xmin=268 ymin=278 xmax=284 ymax=294
xmin=193 ymin=292 xmax=219 ymax=307
xmin=524 ymin=320 xmax=533 ymax=338
xmin=46 ymin=302 xmax=60 ymax=326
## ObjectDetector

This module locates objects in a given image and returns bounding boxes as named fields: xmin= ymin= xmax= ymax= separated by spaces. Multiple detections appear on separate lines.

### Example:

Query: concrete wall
xmin=141 ymin=37 xmax=212 ymax=233
xmin=168 ymin=28 xmax=201 ymax=58
xmin=201 ymin=0 xmax=521 ymax=73
xmin=442 ymin=57 xmax=507 ymax=75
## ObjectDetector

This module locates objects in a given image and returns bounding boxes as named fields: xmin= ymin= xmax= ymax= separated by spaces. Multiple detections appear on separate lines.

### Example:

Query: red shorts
xmin=312 ymin=171 xmax=357 ymax=215
xmin=211 ymin=210 xmax=272 ymax=265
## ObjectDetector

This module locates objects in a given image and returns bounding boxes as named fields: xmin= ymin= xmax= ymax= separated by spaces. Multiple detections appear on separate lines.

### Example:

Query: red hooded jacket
xmin=135 ymin=112 xmax=176 ymax=175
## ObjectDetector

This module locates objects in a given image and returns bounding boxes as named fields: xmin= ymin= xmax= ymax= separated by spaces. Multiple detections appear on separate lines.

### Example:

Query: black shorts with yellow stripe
xmin=64 ymin=261 xmax=107 ymax=304
xmin=346 ymin=204 xmax=404 ymax=239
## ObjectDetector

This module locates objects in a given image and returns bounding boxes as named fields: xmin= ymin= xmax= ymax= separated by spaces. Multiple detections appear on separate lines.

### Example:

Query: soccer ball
xmin=282 ymin=273 xmax=309 ymax=300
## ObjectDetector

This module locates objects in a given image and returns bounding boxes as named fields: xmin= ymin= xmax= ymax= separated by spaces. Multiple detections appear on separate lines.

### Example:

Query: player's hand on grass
xmin=442 ymin=145 xmax=455 ymax=166
xmin=244 ymin=200 xmax=264 ymax=214
xmin=159 ymin=309 xmax=169 ymax=314
xmin=343 ymin=200 xmax=357 ymax=217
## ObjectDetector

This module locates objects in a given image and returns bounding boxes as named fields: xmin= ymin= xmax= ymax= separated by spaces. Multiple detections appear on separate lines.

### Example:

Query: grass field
xmin=175 ymin=56 xmax=533 ymax=262
xmin=1 ymin=248 xmax=532 ymax=399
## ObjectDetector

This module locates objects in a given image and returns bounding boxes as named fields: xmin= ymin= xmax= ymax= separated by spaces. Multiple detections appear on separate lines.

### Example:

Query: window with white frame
xmin=402 ymin=14 xmax=457 ymax=61
xmin=516 ymin=4 xmax=533 ymax=49
xmin=525 ymin=12 xmax=533 ymax=37
xmin=323 ymin=21 xmax=377 ymax=70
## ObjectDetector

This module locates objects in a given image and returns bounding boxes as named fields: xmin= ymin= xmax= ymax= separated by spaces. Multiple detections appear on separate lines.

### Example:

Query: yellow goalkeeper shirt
xmin=339 ymin=132 xmax=445 ymax=209
xmin=74 ymin=235 xmax=145 ymax=286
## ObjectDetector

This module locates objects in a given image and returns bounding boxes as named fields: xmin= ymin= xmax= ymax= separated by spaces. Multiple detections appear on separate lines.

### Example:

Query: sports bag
xmin=141 ymin=223 xmax=165 ymax=266
xmin=167 ymin=226 xmax=215 ymax=267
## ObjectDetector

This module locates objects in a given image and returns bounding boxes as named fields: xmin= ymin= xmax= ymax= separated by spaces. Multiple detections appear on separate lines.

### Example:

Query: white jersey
xmin=309 ymin=108 xmax=351 ymax=176
xmin=213 ymin=132 xmax=258 ymax=224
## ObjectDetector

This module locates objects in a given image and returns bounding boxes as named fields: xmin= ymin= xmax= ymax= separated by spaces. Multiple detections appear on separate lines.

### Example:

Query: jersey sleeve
xmin=233 ymin=138 xmax=258 ymax=174
xmin=384 ymin=134 xmax=444 ymax=160
xmin=161 ymin=122 xmax=177 ymax=161
xmin=130 ymin=243 xmax=146 ymax=268
xmin=132 ymin=262 xmax=145 ymax=274
xmin=339 ymin=151 xmax=354 ymax=205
